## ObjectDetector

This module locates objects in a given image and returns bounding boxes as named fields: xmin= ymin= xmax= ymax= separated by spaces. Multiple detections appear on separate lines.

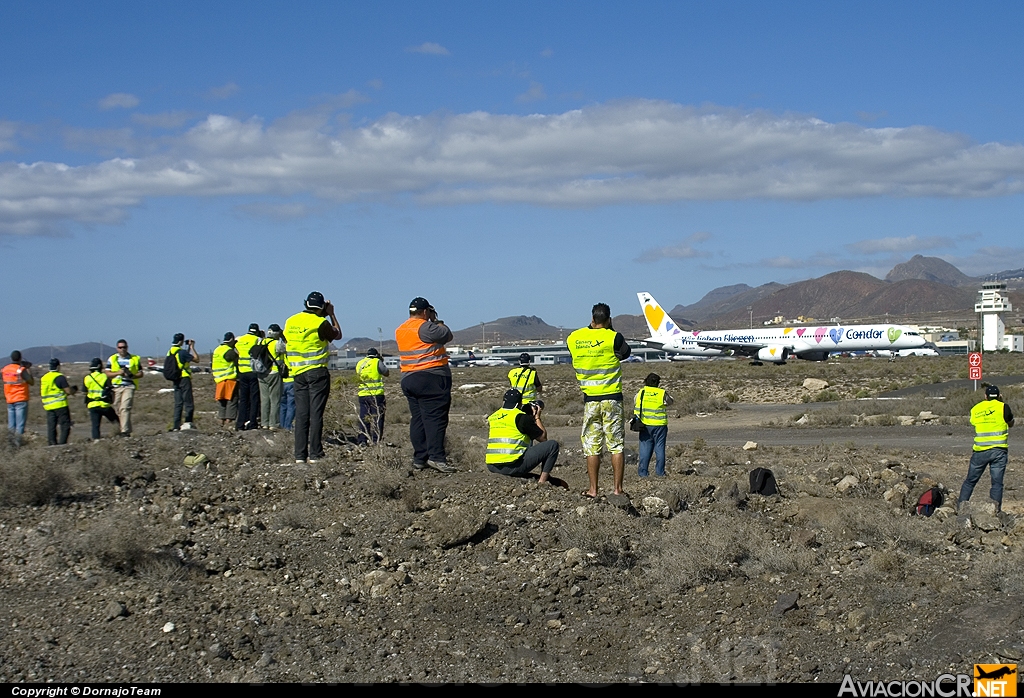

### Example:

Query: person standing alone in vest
xmin=234 ymin=324 xmax=263 ymax=431
xmin=168 ymin=334 xmax=197 ymax=431
xmin=41 ymin=358 xmax=77 ymax=445
xmin=106 ymin=340 xmax=142 ymax=436
xmin=284 ymin=292 xmax=342 ymax=464
xmin=634 ymin=373 xmax=674 ymax=477
xmin=508 ymin=353 xmax=542 ymax=406
xmin=395 ymin=297 xmax=456 ymax=472
xmin=84 ymin=358 xmax=119 ymax=440
xmin=567 ymin=303 xmax=631 ymax=497
xmin=356 ymin=347 xmax=389 ymax=446
xmin=4 ymin=350 xmax=34 ymax=446
xmin=959 ymin=384 xmax=1015 ymax=514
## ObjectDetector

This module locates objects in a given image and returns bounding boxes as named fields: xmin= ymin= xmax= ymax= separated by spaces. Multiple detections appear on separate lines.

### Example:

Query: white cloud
xmin=406 ymin=42 xmax=450 ymax=55
xmin=205 ymin=82 xmax=240 ymax=100
xmin=98 ymin=93 xmax=140 ymax=110
xmin=7 ymin=99 xmax=1024 ymax=235
xmin=844 ymin=235 xmax=954 ymax=255
xmin=635 ymin=232 xmax=712 ymax=263
xmin=516 ymin=82 xmax=546 ymax=104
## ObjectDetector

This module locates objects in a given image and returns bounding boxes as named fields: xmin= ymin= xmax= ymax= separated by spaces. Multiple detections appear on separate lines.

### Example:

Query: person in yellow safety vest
xmin=84 ymin=357 xmax=119 ymax=440
xmin=395 ymin=296 xmax=456 ymax=472
xmin=258 ymin=323 xmax=287 ymax=430
xmin=234 ymin=323 xmax=263 ymax=431
xmin=168 ymin=334 xmax=197 ymax=431
xmin=567 ymin=302 xmax=631 ymax=498
xmin=106 ymin=339 xmax=142 ymax=436
xmin=284 ymin=291 xmax=342 ymax=464
xmin=355 ymin=347 xmax=390 ymax=446
xmin=633 ymin=372 xmax=675 ymax=477
xmin=486 ymin=388 xmax=566 ymax=487
xmin=212 ymin=333 xmax=240 ymax=428
xmin=959 ymin=384 xmax=1015 ymax=514
xmin=40 ymin=358 xmax=77 ymax=445
xmin=508 ymin=352 xmax=543 ymax=405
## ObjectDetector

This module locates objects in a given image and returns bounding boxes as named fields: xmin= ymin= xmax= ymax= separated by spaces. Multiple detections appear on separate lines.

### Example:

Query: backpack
xmin=914 ymin=487 xmax=944 ymax=517
xmin=249 ymin=341 xmax=273 ymax=377
xmin=163 ymin=352 xmax=181 ymax=382
xmin=748 ymin=467 xmax=779 ymax=496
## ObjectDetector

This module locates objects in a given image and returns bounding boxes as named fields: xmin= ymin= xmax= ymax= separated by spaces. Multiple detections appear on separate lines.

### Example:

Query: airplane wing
xmin=693 ymin=339 xmax=767 ymax=357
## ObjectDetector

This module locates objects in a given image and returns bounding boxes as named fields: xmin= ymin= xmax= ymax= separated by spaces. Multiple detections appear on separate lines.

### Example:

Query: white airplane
xmin=637 ymin=292 xmax=927 ymax=364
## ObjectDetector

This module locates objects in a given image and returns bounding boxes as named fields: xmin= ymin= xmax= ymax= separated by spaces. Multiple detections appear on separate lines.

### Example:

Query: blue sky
xmin=3 ymin=1 xmax=1024 ymax=354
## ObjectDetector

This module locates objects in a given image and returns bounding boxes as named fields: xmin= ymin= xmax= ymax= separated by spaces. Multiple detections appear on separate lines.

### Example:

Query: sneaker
xmin=412 ymin=461 xmax=428 ymax=470
xmin=307 ymin=458 xmax=320 ymax=464
xmin=426 ymin=460 xmax=457 ymax=473
xmin=295 ymin=459 xmax=307 ymax=464
xmin=181 ymin=422 xmax=193 ymax=431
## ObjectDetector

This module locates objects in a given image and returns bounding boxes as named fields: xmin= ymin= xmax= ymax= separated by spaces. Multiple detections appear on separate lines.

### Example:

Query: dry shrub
xmin=0 ymin=444 xmax=72 ymax=506
xmin=276 ymin=503 xmax=314 ymax=530
xmin=363 ymin=445 xmax=407 ymax=499
xmin=559 ymin=507 xmax=651 ymax=569
xmin=977 ymin=547 xmax=1024 ymax=594
xmin=443 ymin=432 xmax=476 ymax=468
xmin=80 ymin=514 xmax=156 ymax=574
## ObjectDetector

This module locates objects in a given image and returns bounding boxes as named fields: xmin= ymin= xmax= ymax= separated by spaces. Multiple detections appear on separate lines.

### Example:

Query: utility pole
xmin=747 ymin=306 xmax=752 ymax=329
xmin=377 ymin=327 xmax=382 ymax=355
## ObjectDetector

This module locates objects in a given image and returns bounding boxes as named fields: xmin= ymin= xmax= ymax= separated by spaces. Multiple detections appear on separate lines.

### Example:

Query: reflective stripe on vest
xmin=212 ymin=344 xmax=239 ymax=383
xmin=84 ymin=371 xmax=111 ymax=409
xmin=396 ymin=317 xmax=448 ymax=373
xmin=284 ymin=312 xmax=330 ymax=376
xmin=40 ymin=371 xmax=68 ymax=411
xmin=508 ymin=367 xmax=538 ymax=403
xmin=486 ymin=408 xmax=530 ymax=464
xmin=265 ymin=338 xmax=284 ymax=374
xmin=356 ymin=356 xmax=384 ymax=396
xmin=634 ymin=387 xmax=667 ymax=426
xmin=235 ymin=333 xmax=259 ymax=374
xmin=108 ymin=353 xmax=141 ymax=388
xmin=3 ymin=363 xmax=30 ymax=403
xmin=168 ymin=345 xmax=191 ymax=378
xmin=972 ymin=399 xmax=1009 ymax=451
xmin=567 ymin=327 xmax=622 ymax=397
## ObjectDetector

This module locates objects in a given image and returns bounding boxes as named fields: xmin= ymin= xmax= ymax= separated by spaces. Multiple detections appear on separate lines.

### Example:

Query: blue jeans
xmin=280 ymin=382 xmax=295 ymax=430
xmin=959 ymin=447 xmax=1007 ymax=506
xmin=638 ymin=425 xmax=668 ymax=477
xmin=7 ymin=401 xmax=27 ymax=442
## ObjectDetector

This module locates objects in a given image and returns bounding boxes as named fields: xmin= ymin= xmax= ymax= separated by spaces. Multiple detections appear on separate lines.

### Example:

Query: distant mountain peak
xmin=885 ymin=255 xmax=973 ymax=287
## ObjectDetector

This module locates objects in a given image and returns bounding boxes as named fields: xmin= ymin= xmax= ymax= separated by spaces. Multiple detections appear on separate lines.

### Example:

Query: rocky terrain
xmin=1 ymin=359 xmax=1023 ymax=683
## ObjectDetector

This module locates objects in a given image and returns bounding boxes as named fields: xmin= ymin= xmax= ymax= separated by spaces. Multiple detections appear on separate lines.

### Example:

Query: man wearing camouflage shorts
xmin=567 ymin=303 xmax=631 ymax=497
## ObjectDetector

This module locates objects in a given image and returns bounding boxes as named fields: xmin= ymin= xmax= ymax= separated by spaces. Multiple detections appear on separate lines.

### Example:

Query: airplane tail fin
xmin=637 ymin=292 xmax=684 ymax=340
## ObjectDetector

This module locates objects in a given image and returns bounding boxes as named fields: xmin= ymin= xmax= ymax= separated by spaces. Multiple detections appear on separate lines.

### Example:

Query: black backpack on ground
xmin=163 ymin=352 xmax=181 ymax=382
xmin=749 ymin=467 xmax=779 ymax=496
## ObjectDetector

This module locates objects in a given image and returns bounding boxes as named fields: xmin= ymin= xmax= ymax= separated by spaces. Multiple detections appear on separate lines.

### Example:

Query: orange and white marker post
xmin=969 ymin=351 xmax=982 ymax=390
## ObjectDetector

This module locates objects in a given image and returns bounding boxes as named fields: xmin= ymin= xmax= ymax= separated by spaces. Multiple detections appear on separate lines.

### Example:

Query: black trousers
xmin=294 ymin=368 xmax=330 ymax=460
xmin=46 ymin=407 xmax=71 ymax=445
xmin=89 ymin=406 xmax=119 ymax=439
xmin=401 ymin=371 xmax=451 ymax=464
xmin=236 ymin=373 xmax=260 ymax=430
xmin=173 ymin=377 xmax=194 ymax=429
xmin=357 ymin=395 xmax=386 ymax=445
xmin=487 ymin=439 xmax=560 ymax=477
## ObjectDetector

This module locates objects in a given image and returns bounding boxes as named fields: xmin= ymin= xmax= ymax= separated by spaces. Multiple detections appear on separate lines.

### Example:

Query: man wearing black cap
xmin=84 ymin=358 xmax=119 ymax=440
xmin=168 ymin=334 xmax=197 ymax=431
xmin=235 ymin=323 xmax=263 ymax=431
xmin=508 ymin=352 xmax=542 ymax=406
xmin=395 ymin=297 xmax=455 ymax=471
xmin=284 ymin=291 xmax=342 ymax=463
xmin=486 ymin=389 xmax=562 ymax=485
xmin=959 ymin=384 xmax=1015 ymax=514
xmin=40 ymin=358 xmax=77 ymax=445
xmin=355 ymin=347 xmax=389 ymax=446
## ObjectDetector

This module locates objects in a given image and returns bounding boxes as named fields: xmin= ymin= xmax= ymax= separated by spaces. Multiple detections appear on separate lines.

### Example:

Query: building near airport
xmin=975 ymin=281 xmax=1023 ymax=352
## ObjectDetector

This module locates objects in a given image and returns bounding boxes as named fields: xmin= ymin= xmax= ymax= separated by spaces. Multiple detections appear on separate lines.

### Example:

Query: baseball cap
xmin=305 ymin=291 xmax=326 ymax=311
xmin=223 ymin=332 xmax=235 ymax=343
xmin=90 ymin=358 xmax=103 ymax=370
xmin=173 ymin=333 xmax=185 ymax=344
xmin=502 ymin=388 xmax=523 ymax=408
xmin=409 ymin=297 xmax=434 ymax=312
xmin=248 ymin=323 xmax=260 ymax=333
xmin=367 ymin=347 xmax=380 ymax=357
xmin=986 ymin=385 xmax=1001 ymax=398
xmin=519 ymin=352 xmax=531 ymax=365
xmin=268 ymin=323 xmax=282 ymax=333
xmin=49 ymin=358 xmax=60 ymax=370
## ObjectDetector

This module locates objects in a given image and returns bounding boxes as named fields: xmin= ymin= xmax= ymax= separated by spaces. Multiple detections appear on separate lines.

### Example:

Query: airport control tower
xmin=975 ymin=280 xmax=1013 ymax=351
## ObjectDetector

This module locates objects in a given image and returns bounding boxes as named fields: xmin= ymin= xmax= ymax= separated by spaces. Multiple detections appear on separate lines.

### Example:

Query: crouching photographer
xmin=485 ymin=389 xmax=565 ymax=487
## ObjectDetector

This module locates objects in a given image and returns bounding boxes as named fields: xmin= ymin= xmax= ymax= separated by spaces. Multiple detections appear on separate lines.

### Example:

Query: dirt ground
xmin=1 ymin=357 xmax=1023 ymax=683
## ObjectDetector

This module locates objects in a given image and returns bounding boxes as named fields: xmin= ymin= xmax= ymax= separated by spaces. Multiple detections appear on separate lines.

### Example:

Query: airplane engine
xmin=756 ymin=346 xmax=790 ymax=363
xmin=796 ymin=350 xmax=829 ymax=362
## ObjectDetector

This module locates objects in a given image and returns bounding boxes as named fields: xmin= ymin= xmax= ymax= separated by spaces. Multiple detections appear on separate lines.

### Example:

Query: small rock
xmin=773 ymin=592 xmax=800 ymax=615
xmin=836 ymin=475 xmax=860 ymax=493
xmin=803 ymin=378 xmax=829 ymax=391
xmin=605 ymin=493 xmax=632 ymax=511
xmin=742 ymin=441 xmax=758 ymax=451
xmin=641 ymin=496 xmax=671 ymax=518
xmin=162 ymin=622 xmax=175 ymax=633
xmin=104 ymin=601 xmax=128 ymax=621
xmin=208 ymin=643 xmax=230 ymax=660
xmin=847 ymin=608 xmax=871 ymax=629
xmin=564 ymin=548 xmax=584 ymax=567
xmin=795 ymin=414 xmax=809 ymax=425
xmin=898 ymin=416 xmax=916 ymax=426
xmin=791 ymin=529 xmax=817 ymax=548
xmin=917 ymin=411 xmax=937 ymax=422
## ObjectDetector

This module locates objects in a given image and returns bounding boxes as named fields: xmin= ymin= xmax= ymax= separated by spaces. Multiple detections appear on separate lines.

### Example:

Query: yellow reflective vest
xmin=971 ymin=399 xmax=1009 ymax=451
xmin=486 ymin=408 xmax=530 ymax=465
xmin=234 ymin=333 xmax=260 ymax=374
xmin=84 ymin=370 xmax=112 ymax=409
xmin=356 ymin=356 xmax=384 ymax=396
xmin=168 ymin=345 xmax=191 ymax=379
xmin=285 ymin=312 xmax=330 ymax=377
xmin=508 ymin=367 xmax=538 ymax=404
xmin=212 ymin=344 xmax=239 ymax=383
xmin=567 ymin=326 xmax=622 ymax=398
xmin=634 ymin=387 xmax=667 ymax=426
xmin=108 ymin=353 xmax=141 ymax=388
xmin=40 ymin=371 xmax=68 ymax=411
